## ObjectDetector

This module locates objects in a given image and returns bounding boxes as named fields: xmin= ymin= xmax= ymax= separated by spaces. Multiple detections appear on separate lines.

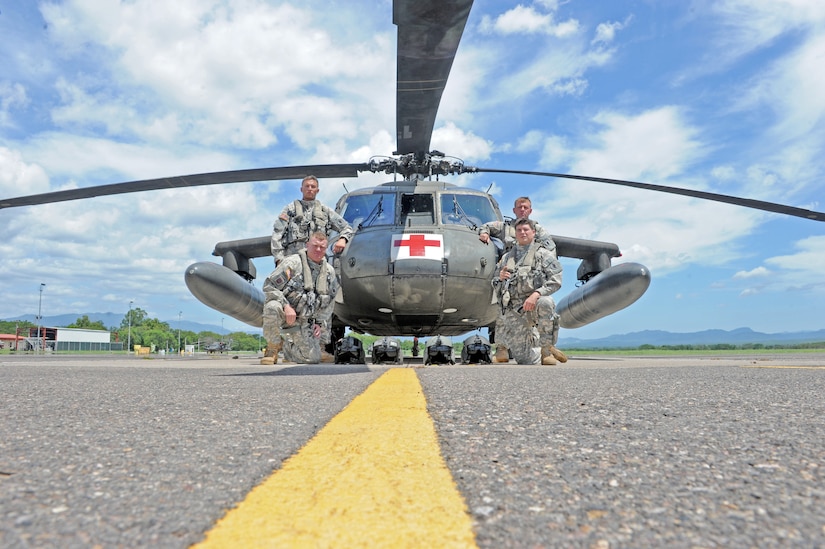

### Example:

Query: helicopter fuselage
xmin=332 ymin=179 xmax=501 ymax=336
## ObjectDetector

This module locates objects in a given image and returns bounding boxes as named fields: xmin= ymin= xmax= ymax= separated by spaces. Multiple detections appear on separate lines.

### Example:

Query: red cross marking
xmin=393 ymin=234 xmax=442 ymax=256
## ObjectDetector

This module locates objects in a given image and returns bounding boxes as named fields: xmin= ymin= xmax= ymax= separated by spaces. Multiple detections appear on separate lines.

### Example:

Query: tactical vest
xmin=498 ymin=242 xmax=541 ymax=308
xmin=501 ymin=220 xmax=555 ymax=254
xmin=282 ymin=249 xmax=333 ymax=319
xmin=287 ymin=199 xmax=331 ymax=245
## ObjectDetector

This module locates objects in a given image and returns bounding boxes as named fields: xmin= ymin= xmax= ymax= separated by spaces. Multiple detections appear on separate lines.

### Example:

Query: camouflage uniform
xmin=491 ymin=241 xmax=563 ymax=364
xmin=479 ymin=219 xmax=557 ymax=257
xmin=262 ymin=249 xmax=339 ymax=363
xmin=271 ymin=199 xmax=354 ymax=265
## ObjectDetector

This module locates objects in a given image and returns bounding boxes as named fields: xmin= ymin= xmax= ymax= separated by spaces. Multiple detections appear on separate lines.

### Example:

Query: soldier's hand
xmin=312 ymin=324 xmax=322 ymax=338
xmin=479 ymin=233 xmax=489 ymax=244
xmin=522 ymin=291 xmax=540 ymax=311
xmin=499 ymin=268 xmax=512 ymax=281
xmin=284 ymin=304 xmax=297 ymax=325
xmin=333 ymin=237 xmax=347 ymax=254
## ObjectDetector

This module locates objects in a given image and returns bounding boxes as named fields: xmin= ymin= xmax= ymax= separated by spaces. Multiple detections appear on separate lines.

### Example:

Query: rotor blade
xmin=0 ymin=163 xmax=368 ymax=209
xmin=474 ymin=168 xmax=825 ymax=222
xmin=394 ymin=0 xmax=473 ymax=155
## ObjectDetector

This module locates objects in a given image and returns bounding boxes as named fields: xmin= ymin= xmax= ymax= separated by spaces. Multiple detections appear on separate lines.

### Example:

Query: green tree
xmin=120 ymin=307 xmax=148 ymax=329
xmin=143 ymin=318 xmax=171 ymax=331
xmin=0 ymin=320 xmax=35 ymax=334
xmin=67 ymin=315 xmax=107 ymax=330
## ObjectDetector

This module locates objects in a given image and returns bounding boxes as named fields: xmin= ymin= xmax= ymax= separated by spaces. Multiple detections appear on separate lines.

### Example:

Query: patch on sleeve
xmin=272 ymin=268 xmax=292 ymax=290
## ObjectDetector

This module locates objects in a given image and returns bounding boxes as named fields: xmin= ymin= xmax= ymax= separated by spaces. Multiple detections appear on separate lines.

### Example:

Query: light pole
xmin=178 ymin=311 xmax=182 ymax=353
xmin=127 ymin=300 xmax=134 ymax=354
xmin=37 ymin=283 xmax=45 ymax=353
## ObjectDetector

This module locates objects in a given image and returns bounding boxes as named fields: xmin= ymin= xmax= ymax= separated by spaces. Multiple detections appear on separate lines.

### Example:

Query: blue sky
xmin=1 ymin=0 xmax=823 ymax=339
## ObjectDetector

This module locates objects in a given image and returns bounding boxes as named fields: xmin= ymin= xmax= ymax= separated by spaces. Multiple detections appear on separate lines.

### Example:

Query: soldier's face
xmin=513 ymin=201 xmax=532 ymax=218
xmin=301 ymin=179 xmax=319 ymax=201
xmin=514 ymin=224 xmax=535 ymax=246
xmin=306 ymin=236 xmax=328 ymax=263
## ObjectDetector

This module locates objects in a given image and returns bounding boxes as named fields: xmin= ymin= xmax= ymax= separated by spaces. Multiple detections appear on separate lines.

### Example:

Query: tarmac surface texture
xmin=1 ymin=352 xmax=824 ymax=548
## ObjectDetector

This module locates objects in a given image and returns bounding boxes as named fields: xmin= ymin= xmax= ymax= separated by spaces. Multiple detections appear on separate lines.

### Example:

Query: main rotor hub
xmin=368 ymin=152 xmax=475 ymax=180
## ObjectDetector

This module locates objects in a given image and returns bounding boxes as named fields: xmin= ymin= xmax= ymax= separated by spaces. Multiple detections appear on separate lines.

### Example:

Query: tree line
xmin=4 ymin=316 xmax=823 ymax=353
xmin=0 ymin=311 xmax=265 ymax=352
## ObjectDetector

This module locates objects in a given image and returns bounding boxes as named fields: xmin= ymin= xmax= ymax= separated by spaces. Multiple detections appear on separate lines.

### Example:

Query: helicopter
xmin=2 ymin=0 xmax=824 ymax=344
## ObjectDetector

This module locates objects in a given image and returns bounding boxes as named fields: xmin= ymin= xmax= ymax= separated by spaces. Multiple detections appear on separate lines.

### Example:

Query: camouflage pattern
xmin=262 ymin=251 xmax=339 ymax=364
xmin=271 ymin=199 xmax=354 ymax=264
xmin=479 ymin=218 xmax=557 ymax=257
xmin=492 ymin=242 xmax=563 ymax=365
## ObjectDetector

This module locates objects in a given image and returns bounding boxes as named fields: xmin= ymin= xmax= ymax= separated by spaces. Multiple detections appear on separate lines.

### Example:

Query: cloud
xmin=0 ymin=147 xmax=50 ymax=195
xmin=729 ymin=236 xmax=825 ymax=298
xmin=479 ymin=5 xmax=580 ymax=37
xmin=592 ymin=18 xmax=631 ymax=45
xmin=431 ymin=122 xmax=493 ymax=162
xmin=527 ymin=106 xmax=763 ymax=274
xmin=733 ymin=266 xmax=772 ymax=279
xmin=0 ymin=83 xmax=29 ymax=127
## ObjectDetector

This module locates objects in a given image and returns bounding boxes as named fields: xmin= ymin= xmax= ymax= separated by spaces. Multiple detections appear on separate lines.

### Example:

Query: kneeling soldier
xmin=261 ymin=231 xmax=339 ymax=364
xmin=491 ymin=218 xmax=568 ymax=365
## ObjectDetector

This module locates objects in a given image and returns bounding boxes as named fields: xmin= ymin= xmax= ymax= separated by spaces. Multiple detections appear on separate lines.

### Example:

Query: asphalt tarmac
xmin=1 ymin=352 xmax=824 ymax=548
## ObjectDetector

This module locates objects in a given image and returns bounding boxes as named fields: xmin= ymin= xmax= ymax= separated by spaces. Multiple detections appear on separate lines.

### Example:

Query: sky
xmin=1 ymin=0 xmax=823 ymax=339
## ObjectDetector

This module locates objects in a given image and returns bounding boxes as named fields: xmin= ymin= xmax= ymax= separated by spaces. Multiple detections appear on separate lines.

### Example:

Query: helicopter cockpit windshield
xmin=340 ymin=193 xmax=396 ymax=228
xmin=400 ymin=193 xmax=434 ymax=226
xmin=440 ymin=193 xmax=497 ymax=228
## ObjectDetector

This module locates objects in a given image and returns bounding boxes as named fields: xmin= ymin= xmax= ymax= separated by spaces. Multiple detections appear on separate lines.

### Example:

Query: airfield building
xmin=17 ymin=326 xmax=120 ymax=352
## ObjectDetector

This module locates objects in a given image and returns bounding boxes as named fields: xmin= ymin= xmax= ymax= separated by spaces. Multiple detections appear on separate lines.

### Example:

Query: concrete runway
xmin=2 ymin=352 xmax=824 ymax=547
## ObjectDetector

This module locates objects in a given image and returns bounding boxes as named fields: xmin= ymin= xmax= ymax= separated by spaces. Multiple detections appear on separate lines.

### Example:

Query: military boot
xmin=541 ymin=345 xmax=567 ymax=365
xmin=548 ymin=345 xmax=568 ymax=363
xmin=260 ymin=342 xmax=281 ymax=365
xmin=494 ymin=344 xmax=510 ymax=363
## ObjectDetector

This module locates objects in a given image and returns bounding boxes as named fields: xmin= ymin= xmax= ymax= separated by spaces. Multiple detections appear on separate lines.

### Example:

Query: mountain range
xmin=3 ymin=313 xmax=230 ymax=335
xmin=4 ymin=313 xmax=825 ymax=348
xmin=559 ymin=327 xmax=825 ymax=348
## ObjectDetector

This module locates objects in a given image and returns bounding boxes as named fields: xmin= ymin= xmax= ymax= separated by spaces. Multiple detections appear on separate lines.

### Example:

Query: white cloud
xmin=0 ymin=147 xmax=50 ymax=196
xmin=765 ymin=235 xmax=825 ymax=272
xmin=528 ymin=107 xmax=763 ymax=274
xmin=431 ymin=122 xmax=493 ymax=162
xmin=592 ymin=18 xmax=631 ymax=45
xmin=39 ymin=0 xmax=392 ymax=157
xmin=733 ymin=266 xmax=772 ymax=279
xmin=479 ymin=5 xmax=580 ymax=37
xmin=0 ymin=83 xmax=29 ymax=127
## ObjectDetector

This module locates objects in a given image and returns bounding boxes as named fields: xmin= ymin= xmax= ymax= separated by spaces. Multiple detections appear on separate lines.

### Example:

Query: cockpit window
xmin=340 ymin=193 xmax=396 ymax=226
xmin=400 ymin=193 xmax=434 ymax=226
xmin=401 ymin=193 xmax=434 ymax=215
xmin=440 ymin=193 xmax=498 ymax=226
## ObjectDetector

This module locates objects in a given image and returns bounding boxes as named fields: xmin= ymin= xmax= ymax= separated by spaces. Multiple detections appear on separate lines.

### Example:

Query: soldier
xmin=261 ymin=231 xmax=339 ymax=364
xmin=271 ymin=175 xmax=354 ymax=265
xmin=478 ymin=196 xmax=556 ymax=257
xmin=491 ymin=218 xmax=568 ymax=365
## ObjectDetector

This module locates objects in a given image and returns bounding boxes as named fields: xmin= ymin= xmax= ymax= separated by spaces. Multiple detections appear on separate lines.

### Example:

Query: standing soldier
xmin=491 ymin=218 xmax=568 ymax=365
xmin=478 ymin=196 xmax=556 ymax=257
xmin=261 ymin=232 xmax=339 ymax=364
xmin=271 ymin=175 xmax=354 ymax=265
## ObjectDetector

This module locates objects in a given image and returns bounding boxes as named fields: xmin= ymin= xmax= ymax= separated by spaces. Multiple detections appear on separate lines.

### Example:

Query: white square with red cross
xmin=391 ymin=233 xmax=444 ymax=261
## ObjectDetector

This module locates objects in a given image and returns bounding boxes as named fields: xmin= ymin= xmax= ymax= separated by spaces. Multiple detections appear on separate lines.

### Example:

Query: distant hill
xmin=3 ymin=313 xmax=238 ymax=335
xmin=559 ymin=327 xmax=825 ymax=349
xmin=4 ymin=314 xmax=825 ymax=347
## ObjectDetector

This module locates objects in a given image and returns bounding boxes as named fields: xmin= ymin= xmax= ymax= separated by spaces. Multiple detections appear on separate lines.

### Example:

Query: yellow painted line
xmin=193 ymin=368 xmax=477 ymax=548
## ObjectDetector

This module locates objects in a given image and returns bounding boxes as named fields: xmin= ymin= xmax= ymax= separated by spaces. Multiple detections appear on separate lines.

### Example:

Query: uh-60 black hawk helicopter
xmin=2 ymin=0 xmax=823 ymax=346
